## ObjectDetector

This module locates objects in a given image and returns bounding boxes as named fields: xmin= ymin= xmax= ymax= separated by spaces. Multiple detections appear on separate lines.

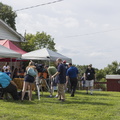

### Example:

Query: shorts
xmin=85 ymin=80 xmax=94 ymax=87
xmin=24 ymin=74 xmax=35 ymax=83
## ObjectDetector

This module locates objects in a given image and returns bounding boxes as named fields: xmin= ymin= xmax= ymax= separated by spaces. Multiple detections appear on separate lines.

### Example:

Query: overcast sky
xmin=1 ymin=0 xmax=120 ymax=69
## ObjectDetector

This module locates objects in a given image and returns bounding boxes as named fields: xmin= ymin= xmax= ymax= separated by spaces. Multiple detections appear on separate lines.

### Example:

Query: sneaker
xmin=54 ymin=95 xmax=58 ymax=98
xmin=47 ymin=95 xmax=53 ymax=98
xmin=71 ymin=94 xmax=74 ymax=97
xmin=58 ymin=99 xmax=61 ymax=101
xmin=61 ymin=99 xmax=65 ymax=102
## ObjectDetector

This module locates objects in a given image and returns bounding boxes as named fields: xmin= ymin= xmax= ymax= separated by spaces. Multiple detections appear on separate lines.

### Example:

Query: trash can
xmin=106 ymin=75 xmax=120 ymax=91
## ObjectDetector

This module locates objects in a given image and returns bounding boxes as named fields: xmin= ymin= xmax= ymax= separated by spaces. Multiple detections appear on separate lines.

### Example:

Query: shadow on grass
xmin=2 ymin=99 xmax=36 ymax=105
xmin=43 ymin=98 xmax=113 ymax=106
xmin=63 ymin=100 xmax=113 ymax=106
xmin=76 ymin=91 xmax=110 ymax=96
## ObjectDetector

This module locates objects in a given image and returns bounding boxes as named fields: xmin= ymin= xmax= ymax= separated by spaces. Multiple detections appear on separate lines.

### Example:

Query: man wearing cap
xmin=66 ymin=63 xmax=78 ymax=97
xmin=84 ymin=64 xmax=96 ymax=95
xmin=63 ymin=60 xmax=68 ymax=71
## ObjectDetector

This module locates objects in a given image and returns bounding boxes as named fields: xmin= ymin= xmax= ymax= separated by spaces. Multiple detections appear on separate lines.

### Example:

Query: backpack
xmin=27 ymin=67 xmax=37 ymax=77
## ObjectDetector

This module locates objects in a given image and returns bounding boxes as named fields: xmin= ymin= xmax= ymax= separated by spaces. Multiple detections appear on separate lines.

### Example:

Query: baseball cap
xmin=63 ymin=60 xmax=66 ymax=63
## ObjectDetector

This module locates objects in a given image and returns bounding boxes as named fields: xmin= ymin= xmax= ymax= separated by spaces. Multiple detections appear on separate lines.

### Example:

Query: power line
xmin=14 ymin=0 xmax=64 ymax=12
xmin=64 ymin=28 xmax=120 ymax=38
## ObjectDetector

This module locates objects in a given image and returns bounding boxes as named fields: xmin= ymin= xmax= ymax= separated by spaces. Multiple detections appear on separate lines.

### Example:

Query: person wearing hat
xmin=84 ymin=64 xmax=96 ymax=95
xmin=63 ymin=60 xmax=68 ymax=71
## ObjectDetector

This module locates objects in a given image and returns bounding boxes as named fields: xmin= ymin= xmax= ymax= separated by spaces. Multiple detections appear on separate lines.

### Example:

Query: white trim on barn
xmin=106 ymin=75 xmax=120 ymax=79
xmin=0 ymin=19 xmax=25 ymax=42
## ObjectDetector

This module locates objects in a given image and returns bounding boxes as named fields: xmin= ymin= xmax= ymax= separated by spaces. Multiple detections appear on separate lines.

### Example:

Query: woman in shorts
xmin=21 ymin=61 xmax=37 ymax=101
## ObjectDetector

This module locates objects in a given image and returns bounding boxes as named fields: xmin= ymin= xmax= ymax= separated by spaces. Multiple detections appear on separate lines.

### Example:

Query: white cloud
xmin=102 ymin=24 xmax=110 ymax=29
xmin=63 ymin=17 xmax=80 ymax=28
xmin=85 ymin=19 xmax=97 ymax=28
xmin=89 ymin=52 xmax=106 ymax=57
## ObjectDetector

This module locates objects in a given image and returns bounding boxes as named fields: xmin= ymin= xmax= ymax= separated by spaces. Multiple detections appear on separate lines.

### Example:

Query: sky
xmin=1 ymin=0 xmax=120 ymax=69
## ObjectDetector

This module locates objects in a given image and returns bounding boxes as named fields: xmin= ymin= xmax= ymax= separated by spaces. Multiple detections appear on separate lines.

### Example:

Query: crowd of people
xmin=0 ymin=59 xmax=96 ymax=102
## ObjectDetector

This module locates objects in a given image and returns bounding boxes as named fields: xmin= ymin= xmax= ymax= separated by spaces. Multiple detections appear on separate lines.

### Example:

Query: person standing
xmin=52 ymin=58 xmax=66 ymax=102
xmin=66 ymin=63 xmax=78 ymax=97
xmin=21 ymin=61 xmax=37 ymax=101
xmin=47 ymin=66 xmax=57 ymax=97
xmin=84 ymin=64 xmax=96 ymax=95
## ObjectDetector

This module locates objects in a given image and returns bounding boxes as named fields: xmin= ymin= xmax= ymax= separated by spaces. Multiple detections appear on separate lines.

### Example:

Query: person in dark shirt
xmin=52 ymin=58 xmax=66 ymax=102
xmin=84 ymin=64 xmax=96 ymax=95
xmin=66 ymin=63 xmax=78 ymax=97
xmin=63 ymin=60 xmax=68 ymax=71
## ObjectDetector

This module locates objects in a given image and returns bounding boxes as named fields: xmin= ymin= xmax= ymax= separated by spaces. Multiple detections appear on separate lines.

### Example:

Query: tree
xmin=95 ymin=61 xmax=120 ymax=82
xmin=96 ymin=69 xmax=106 ymax=81
xmin=104 ymin=61 xmax=120 ymax=75
xmin=21 ymin=32 xmax=56 ymax=52
xmin=76 ymin=65 xmax=87 ymax=76
xmin=0 ymin=2 xmax=17 ymax=30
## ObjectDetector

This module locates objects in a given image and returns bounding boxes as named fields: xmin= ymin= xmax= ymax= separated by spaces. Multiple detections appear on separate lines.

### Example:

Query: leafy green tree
xmin=76 ymin=65 xmax=87 ymax=76
xmin=96 ymin=69 xmax=106 ymax=81
xmin=96 ymin=61 xmax=120 ymax=82
xmin=21 ymin=32 xmax=56 ymax=52
xmin=0 ymin=2 xmax=17 ymax=30
xmin=104 ymin=61 xmax=120 ymax=75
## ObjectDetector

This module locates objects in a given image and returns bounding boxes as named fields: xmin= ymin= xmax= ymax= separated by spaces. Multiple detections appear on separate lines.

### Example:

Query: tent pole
xmin=10 ymin=58 xmax=12 ymax=69
xmin=11 ymin=59 xmax=17 ymax=79
xmin=49 ymin=59 xmax=50 ymax=66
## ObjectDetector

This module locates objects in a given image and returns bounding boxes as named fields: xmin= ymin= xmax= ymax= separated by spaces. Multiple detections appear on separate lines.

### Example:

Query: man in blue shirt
xmin=52 ymin=58 xmax=66 ymax=102
xmin=66 ymin=63 xmax=78 ymax=97
xmin=0 ymin=68 xmax=19 ymax=100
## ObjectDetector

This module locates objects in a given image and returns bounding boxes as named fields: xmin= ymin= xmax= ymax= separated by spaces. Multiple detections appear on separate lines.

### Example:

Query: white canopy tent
xmin=22 ymin=48 xmax=72 ymax=63
xmin=22 ymin=48 xmax=72 ymax=100
xmin=0 ymin=44 xmax=21 ymax=58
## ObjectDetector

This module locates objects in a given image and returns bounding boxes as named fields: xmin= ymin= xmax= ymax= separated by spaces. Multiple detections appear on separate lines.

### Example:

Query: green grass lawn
xmin=0 ymin=90 xmax=120 ymax=120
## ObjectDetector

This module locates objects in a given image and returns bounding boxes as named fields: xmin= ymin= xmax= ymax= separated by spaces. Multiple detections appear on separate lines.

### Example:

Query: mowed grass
xmin=0 ymin=90 xmax=120 ymax=120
